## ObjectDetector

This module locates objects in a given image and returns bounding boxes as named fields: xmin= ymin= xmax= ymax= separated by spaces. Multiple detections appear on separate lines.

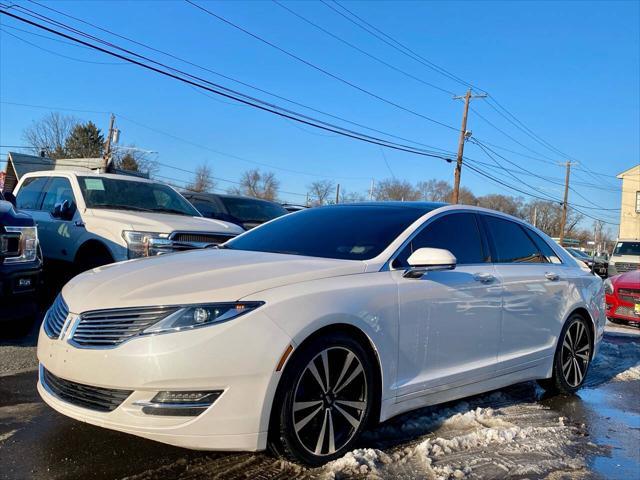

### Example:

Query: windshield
xmin=613 ymin=241 xmax=640 ymax=256
xmin=79 ymin=177 xmax=200 ymax=217
xmin=223 ymin=205 xmax=430 ymax=260
xmin=220 ymin=196 xmax=287 ymax=222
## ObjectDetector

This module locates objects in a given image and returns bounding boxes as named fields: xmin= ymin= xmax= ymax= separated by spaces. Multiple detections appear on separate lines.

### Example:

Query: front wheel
xmin=538 ymin=314 xmax=592 ymax=394
xmin=268 ymin=333 xmax=375 ymax=466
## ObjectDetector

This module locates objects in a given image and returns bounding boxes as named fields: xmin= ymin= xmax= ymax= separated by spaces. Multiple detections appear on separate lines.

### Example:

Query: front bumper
xmin=37 ymin=310 xmax=292 ymax=451
xmin=605 ymin=293 xmax=640 ymax=323
xmin=0 ymin=260 xmax=41 ymax=322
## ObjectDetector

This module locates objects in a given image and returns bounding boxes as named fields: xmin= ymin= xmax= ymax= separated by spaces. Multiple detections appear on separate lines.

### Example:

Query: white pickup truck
xmin=13 ymin=171 xmax=244 ymax=272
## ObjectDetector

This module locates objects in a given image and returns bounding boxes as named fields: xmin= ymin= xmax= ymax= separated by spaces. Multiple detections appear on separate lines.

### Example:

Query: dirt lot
xmin=0 ymin=319 xmax=638 ymax=480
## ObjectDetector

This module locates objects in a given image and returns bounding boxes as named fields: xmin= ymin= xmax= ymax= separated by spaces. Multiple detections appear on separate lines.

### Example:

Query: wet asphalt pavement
xmin=0 ymin=318 xmax=638 ymax=480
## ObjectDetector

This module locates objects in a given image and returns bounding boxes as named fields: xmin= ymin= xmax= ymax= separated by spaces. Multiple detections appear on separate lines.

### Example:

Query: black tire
xmin=538 ymin=314 xmax=592 ymax=395
xmin=75 ymin=244 xmax=113 ymax=274
xmin=268 ymin=332 xmax=375 ymax=466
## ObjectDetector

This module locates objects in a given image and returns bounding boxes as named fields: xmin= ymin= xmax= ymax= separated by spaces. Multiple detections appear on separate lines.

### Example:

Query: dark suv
xmin=1 ymin=191 xmax=42 ymax=329
xmin=182 ymin=193 xmax=288 ymax=230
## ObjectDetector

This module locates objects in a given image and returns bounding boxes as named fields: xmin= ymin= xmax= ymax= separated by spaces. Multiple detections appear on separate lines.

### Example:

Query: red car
xmin=605 ymin=270 xmax=640 ymax=325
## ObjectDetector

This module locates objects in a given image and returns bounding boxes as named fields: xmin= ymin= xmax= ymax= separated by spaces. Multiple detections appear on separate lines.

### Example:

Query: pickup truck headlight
xmin=122 ymin=230 xmax=172 ymax=259
xmin=142 ymin=302 xmax=264 ymax=334
xmin=3 ymin=226 xmax=38 ymax=264
xmin=603 ymin=278 xmax=614 ymax=295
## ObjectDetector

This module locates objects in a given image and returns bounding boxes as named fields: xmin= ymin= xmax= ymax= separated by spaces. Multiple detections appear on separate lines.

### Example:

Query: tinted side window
xmin=395 ymin=213 xmax=486 ymax=266
xmin=526 ymin=229 xmax=561 ymax=264
xmin=189 ymin=199 xmax=223 ymax=219
xmin=41 ymin=177 xmax=76 ymax=212
xmin=483 ymin=215 xmax=543 ymax=263
xmin=16 ymin=177 xmax=49 ymax=210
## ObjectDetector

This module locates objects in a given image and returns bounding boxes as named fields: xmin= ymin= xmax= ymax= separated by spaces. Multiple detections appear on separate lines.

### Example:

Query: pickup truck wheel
xmin=75 ymin=245 xmax=114 ymax=274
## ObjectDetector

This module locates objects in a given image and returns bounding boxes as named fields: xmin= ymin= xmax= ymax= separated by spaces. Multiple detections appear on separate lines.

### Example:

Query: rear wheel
xmin=268 ymin=333 xmax=375 ymax=466
xmin=538 ymin=314 xmax=592 ymax=394
xmin=75 ymin=243 xmax=114 ymax=274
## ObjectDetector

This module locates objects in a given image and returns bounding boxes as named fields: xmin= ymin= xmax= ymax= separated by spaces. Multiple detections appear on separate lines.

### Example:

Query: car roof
xmin=327 ymin=201 xmax=448 ymax=211
xmin=22 ymin=170 xmax=158 ymax=184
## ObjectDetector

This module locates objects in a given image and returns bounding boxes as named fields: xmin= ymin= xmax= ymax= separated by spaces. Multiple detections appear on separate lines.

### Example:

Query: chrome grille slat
xmin=170 ymin=231 xmax=235 ymax=245
xmin=43 ymin=295 xmax=69 ymax=339
xmin=70 ymin=306 xmax=177 ymax=348
xmin=42 ymin=368 xmax=132 ymax=412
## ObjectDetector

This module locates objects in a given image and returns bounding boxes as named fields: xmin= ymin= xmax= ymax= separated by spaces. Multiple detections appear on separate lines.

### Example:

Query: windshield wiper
xmin=91 ymin=204 xmax=154 ymax=212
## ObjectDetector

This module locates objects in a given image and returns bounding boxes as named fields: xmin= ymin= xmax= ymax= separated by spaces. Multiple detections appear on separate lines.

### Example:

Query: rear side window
xmin=526 ymin=228 xmax=562 ymax=264
xmin=482 ymin=215 xmax=544 ymax=263
xmin=16 ymin=177 xmax=49 ymax=210
xmin=41 ymin=177 xmax=76 ymax=212
xmin=395 ymin=212 xmax=487 ymax=266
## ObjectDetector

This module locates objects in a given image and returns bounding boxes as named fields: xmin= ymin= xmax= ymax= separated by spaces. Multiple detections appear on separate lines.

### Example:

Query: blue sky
xmin=1 ymin=0 xmax=638 ymax=230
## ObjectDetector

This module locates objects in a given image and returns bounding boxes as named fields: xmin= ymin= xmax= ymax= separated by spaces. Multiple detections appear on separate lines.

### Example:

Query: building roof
xmin=617 ymin=164 xmax=640 ymax=179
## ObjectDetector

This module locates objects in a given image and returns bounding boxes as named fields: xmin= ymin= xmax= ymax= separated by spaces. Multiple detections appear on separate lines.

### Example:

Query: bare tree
xmin=452 ymin=186 xmax=477 ymax=206
xmin=112 ymin=146 xmax=159 ymax=177
xmin=307 ymin=179 xmax=335 ymax=206
xmin=22 ymin=112 xmax=78 ymax=159
xmin=522 ymin=200 xmax=583 ymax=237
xmin=374 ymin=178 xmax=421 ymax=201
xmin=338 ymin=188 xmax=367 ymax=203
xmin=416 ymin=179 xmax=452 ymax=202
xmin=229 ymin=169 xmax=279 ymax=200
xmin=476 ymin=194 xmax=524 ymax=218
xmin=186 ymin=163 xmax=216 ymax=193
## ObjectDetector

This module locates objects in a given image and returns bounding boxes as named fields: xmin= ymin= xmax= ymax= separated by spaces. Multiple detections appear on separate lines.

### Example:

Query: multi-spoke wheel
xmin=268 ymin=333 xmax=375 ymax=466
xmin=538 ymin=314 xmax=592 ymax=394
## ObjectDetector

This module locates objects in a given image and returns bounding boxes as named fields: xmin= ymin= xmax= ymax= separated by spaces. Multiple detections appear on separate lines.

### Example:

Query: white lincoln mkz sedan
xmin=37 ymin=203 xmax=605 ymax=465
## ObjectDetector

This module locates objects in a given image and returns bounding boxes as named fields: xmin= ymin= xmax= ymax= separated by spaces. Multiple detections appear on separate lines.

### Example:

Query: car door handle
xmin=474 ymin=273 xmax=495 ymax=283
xmin=545 ymin=272 xmax=560 ymax=281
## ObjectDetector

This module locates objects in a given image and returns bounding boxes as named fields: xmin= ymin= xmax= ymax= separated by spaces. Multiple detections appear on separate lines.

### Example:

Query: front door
xmin=394 ymin=212 xmax=501 ymax=399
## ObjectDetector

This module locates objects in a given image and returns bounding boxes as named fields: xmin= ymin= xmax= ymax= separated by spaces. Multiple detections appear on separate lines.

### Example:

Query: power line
xmin=0 ymin=8 xmax=456 ymax=164
xmin=272 ymin=0 xmax=456 ymax=96
xmin=22 ymin=0 xmax=452 ymax=154
xmin=185 ymin=0 xmax=459 ymax=132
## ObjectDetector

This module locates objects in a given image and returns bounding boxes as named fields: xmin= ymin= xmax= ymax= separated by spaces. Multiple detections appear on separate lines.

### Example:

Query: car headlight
xmin=3 ymin=226 xmax=38 ymax=264
xmin=142 ymin=302 xmax=264 ymax=334
xmin=603 ymin=278 xmax=614 ymax=295
xmin=122 ymin=230 xmax=173 ymax=259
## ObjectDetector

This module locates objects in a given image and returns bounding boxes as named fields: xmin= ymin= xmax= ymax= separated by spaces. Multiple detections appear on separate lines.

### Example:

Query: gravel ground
xmin=0 ymin=319 xmax=638 ymax=480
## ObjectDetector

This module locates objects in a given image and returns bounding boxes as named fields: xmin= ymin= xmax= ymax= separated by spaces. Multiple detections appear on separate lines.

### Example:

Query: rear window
xmin=16 ymin=177 xmax=49 ymax=210
xmin=219 ymin=197 xmax=287 ymax=223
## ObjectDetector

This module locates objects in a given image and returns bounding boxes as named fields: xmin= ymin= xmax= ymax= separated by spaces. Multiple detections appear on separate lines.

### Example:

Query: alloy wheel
xmin=292 ymin=347 xmax=367 ymax=456
xmin=560 ymin=320 xmax=591 ymax=387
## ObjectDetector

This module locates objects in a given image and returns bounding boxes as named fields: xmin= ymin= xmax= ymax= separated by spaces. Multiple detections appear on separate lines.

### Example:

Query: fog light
xmin=135 ymin=390 xmax=223 ymax=416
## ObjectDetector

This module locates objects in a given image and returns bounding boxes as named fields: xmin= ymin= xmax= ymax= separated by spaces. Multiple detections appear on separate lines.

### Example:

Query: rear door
xmin=394 ymin=212 xmax=501 ymax=398
xmin=479 ymin=214 xmax=566 ymax=373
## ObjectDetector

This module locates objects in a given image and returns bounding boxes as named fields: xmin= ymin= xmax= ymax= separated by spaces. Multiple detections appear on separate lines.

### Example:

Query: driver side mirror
xmin=403 ymin=247 xmax=457 ymax=279
xmin=51 ymin=200 xmax=76 ymax=221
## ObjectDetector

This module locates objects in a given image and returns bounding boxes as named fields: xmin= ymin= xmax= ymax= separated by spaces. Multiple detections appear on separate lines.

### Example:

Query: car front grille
xmin=70 ymin=306 xmax=178 ymax=348
xmin=43 ymin=295 xmax=69 ymax=339
xmin=614 ymin=262 xmax=639 ymax=273
xmin=615 ymin=306 xmax=640 ymax=318
xmin=41 ymin=367 xmax=133 ymax=412
xmin=170 ymin=232 xmax=235 ymax=247
xmin=618 ymin=288 xmax=640 ymax=304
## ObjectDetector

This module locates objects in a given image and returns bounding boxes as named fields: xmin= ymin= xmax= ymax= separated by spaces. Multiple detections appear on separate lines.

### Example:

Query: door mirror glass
xmin=51 ymin=200 xmax=75 ymax=221
xmin=404 ymin=248 xmax=456 ymax=278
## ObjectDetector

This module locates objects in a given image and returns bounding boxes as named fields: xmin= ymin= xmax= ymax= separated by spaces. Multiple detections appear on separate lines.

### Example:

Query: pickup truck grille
xmin=170 ymin=232 xmax=235 ymax=247
xmin=41 ymin=367 xmax=132 ymax=412
xmin=70 ymin=306 xmax=178 ymax=348
xmin=614 ymin=262 xmax=639 ymax=273
xmin=43 ymin=295 xmax=69 ymax=339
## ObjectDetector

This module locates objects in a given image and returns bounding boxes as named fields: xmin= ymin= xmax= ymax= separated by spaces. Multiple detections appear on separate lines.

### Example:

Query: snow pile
xmin=590 ymin=338 xmax=640 ymax=384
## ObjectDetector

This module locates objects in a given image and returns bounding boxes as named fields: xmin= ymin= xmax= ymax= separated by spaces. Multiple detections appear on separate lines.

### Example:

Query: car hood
xmin=61 ymin=249 xmax=366 ymax=313
xmin=87 ymin=208 xmax=244 ymax=235
xmin=612 ymin=269 xmax=640 ymax=288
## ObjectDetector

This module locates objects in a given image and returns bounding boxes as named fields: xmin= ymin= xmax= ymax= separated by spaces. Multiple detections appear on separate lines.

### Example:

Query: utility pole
xmin=335 ymin=183 xmax=341 ymax=204
xmin=103 ymin=113 xmax=116 ymax=171
xmin=369 ymin=179 xmax=375 ymax=201
xmin=452 ymin=89 xmax=486 ymax=204
xmin=533 ymin=206 xmax=538 ymax=228
xmin=558 ymin=161 xmax=575 ymax=246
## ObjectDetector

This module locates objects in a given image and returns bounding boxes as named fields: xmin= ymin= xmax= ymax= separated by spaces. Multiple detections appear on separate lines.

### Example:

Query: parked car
xmin=608 ymin=240 xmax=640 ymax=276
xmin=565 ymin=248 xmax=607 ymax=277
xmin=0 ymin=191 xmax=42 ymax=330
xmin=604 ymin=270 xmax=640 ymax=326
xmin=36 ymin=203 xmax=604 ymax=465
xmin=12 ymin=171 xmax=244 ymax=272
xmin=182 ymin=193 xmax=288 ymax=230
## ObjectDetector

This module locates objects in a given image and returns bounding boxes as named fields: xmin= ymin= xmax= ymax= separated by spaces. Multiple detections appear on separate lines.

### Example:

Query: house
xmin=617 ymin=164 xmax=640 ymax=240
